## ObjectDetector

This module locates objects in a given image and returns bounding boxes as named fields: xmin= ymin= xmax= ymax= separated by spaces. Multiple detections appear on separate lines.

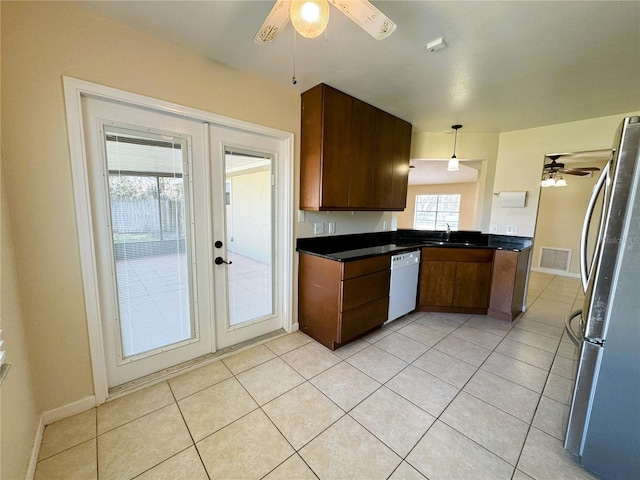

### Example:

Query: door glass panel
xmin=105 ymin=128 xmax=193 ymax=357
xmin=224 ymin=149 xmax=273 ymax=326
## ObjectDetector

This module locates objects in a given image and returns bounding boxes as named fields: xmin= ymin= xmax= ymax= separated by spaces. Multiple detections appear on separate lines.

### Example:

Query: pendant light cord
xmin=452 ymin=130 xmax=458 ymax=158
xmin=451 ymin=124 xmax=462 ymax=158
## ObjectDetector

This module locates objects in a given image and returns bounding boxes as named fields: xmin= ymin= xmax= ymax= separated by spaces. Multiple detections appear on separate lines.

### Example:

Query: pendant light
xmin=448 ymin=124 xmax=462 ymax=171
xmin=290 ymin=0 xmax=330 ymax=39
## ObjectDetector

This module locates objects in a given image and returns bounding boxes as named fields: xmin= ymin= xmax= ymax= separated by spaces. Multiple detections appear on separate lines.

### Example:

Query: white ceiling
xmin=75 ymin=1 xmax=640 ymax=135
xmin=73 ymin=1 xmax=638 ymax=185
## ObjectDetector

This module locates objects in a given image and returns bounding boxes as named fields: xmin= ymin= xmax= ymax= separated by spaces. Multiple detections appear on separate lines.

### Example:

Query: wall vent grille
xmin=539 ymin=247 xmax=572 ymax=272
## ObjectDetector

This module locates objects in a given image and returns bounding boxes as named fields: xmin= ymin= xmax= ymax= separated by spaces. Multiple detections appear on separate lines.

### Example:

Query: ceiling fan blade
xmin=329 ymin=0 xmax=396 ymax=40
xmin=568 ymin=166 xmax=601 ymax=171
xmin=254 ymin=0 xmax=292 ymax=45
xmin=560 ymin=169 xmax=590 ymax=176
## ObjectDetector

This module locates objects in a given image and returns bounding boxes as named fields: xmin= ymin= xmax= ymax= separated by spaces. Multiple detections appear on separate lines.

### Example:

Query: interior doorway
xmin=531 ymin=150 xmax=612 ymax=277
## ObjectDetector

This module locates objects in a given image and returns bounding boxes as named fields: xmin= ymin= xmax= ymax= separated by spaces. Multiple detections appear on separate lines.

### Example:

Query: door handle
xmin=565 ymin=309 xmax=583 ymax=347
xmin=580 ymin=162 xmax=609 ymax=291
xmin=215 ymin=256 xmax=232 ymax=265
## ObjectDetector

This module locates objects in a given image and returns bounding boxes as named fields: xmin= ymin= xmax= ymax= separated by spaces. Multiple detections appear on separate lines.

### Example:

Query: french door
xmin=78 ymin=92 xmax=288 ymax=390
xmin=209 ymin=125 xmax=284 ymax=348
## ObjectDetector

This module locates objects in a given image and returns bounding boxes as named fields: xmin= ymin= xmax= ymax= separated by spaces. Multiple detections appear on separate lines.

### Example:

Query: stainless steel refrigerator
xmin=564 ymin=116 xmax=640 ymax=479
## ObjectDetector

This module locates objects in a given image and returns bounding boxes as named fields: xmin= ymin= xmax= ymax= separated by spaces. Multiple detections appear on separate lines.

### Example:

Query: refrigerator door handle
xmin=580 ymin=162 xmax=610 ymax=291
xmin=565 ymin=309 xmax=583 ymax=346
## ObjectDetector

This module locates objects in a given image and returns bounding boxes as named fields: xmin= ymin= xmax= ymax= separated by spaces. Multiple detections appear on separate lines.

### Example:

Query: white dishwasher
xmin=386 ymin=250 xmax=421 ymax=324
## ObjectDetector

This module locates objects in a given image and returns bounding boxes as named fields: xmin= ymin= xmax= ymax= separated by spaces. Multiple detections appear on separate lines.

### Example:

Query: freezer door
xmin=565 ymin=340 xmax=603 ymax=455
xmin=572 ymin=155 xmax=640 ymax=478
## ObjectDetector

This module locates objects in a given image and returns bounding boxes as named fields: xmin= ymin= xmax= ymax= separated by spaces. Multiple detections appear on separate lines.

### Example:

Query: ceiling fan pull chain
xmin=292 ymin=31 xmax=297 ymax=85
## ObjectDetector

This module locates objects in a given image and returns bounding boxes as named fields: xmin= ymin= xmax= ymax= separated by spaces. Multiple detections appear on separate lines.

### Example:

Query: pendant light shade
xmin=448 ymin=124 xmax=462 ymax=171
xmin=290 ymin=0 xmax=330 ymax=38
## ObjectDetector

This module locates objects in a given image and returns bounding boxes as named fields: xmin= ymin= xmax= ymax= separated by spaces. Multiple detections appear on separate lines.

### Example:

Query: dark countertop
xmin=296 ymin=229 xmax=533 ymax=262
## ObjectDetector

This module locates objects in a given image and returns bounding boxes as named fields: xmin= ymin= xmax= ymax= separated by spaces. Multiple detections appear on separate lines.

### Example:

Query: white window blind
xmin=414 ymin=194 xmax=461 ymax=230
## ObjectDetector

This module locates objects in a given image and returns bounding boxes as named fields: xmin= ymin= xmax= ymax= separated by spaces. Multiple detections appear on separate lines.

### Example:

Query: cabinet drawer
xmin=340 ymin=297 xmax=389 ymax=343
xmin=342 ymin=270 xmax=390 ymax=311
xmin=422 ymin=247 xmax=493 ymax=263
xmin=342 ymin=255 xmax=390 ymax=279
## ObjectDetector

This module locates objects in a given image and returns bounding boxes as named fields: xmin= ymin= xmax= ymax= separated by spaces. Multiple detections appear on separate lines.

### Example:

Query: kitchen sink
xmin=424 ymin=241 xmax=475 ymax=247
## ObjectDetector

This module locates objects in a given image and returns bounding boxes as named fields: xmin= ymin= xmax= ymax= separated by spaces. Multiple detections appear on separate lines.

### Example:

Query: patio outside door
xmin=209 ymin=125 xmax=283 ymax=349
xmin=79 ymin=93 xmax=287 ymax=390
xmin=82 ymin=96 xmax=214 ymax=388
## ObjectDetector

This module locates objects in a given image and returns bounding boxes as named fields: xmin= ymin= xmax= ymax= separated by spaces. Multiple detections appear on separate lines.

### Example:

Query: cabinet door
xmin=419 ymin=260 xmax=456 ymax=306
xmin=453 ymin=261 xmax=493 ymax=308
xmin=371 ymin=110 xmax=396 ymax=209
xmin=390 ymin=118 xmax=412 ymax=210
xmin=298 ymin=254 xmax=342 ymax=349
xmin=349 ymin=98 xmax=376 ymax=208
xmin=320 ymin=86 xmax=352 ymax=208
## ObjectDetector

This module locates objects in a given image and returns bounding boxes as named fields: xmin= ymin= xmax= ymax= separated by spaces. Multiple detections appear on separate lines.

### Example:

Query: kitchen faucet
xmin=446 ymin=223 xmax=451 ymax=242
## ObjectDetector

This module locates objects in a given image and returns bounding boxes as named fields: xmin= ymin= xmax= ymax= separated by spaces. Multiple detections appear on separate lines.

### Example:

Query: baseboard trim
xmin=42 ymin=395 xmax=97 ymax=425
xmin=530 ymin=267 xmax=580 ymax=279
xmin=25 ymin=396 xmax=97 ymax=479
xmin=25 ymin=415 xmax=44 ymax=480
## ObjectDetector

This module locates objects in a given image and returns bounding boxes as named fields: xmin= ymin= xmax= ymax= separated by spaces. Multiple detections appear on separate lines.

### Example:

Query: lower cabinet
xmin=298 ymin=253 xmax=390 ymax=350
xmin=418 ymin=247 xmax=494 ymax=314
xmin=488 ymin=249 xmax=531 ymax=321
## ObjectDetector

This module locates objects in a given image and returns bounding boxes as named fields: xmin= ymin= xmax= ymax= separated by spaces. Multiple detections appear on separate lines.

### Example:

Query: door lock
xmin=215 ymin=256 xmax=232 ymax=265
xmin=214 ymin=240 xmax=223 ymax=248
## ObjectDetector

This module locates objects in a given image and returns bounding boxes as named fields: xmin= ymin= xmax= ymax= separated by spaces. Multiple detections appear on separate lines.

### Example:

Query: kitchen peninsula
xmin=297 ymin=230 xmax=532 ymax=350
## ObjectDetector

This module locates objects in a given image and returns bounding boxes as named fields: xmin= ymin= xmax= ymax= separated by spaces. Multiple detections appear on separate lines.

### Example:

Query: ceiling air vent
xmin=539 ymin=247 xmax=572 ymax=273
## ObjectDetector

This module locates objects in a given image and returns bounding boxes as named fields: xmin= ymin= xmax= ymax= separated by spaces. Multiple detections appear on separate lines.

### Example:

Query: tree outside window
xmin=414 ymin=194 xmax=461 ymax=230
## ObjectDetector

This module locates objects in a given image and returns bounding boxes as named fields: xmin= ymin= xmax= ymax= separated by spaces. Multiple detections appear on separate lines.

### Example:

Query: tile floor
xmin=35 ymin=272 xmax=599 ymax=480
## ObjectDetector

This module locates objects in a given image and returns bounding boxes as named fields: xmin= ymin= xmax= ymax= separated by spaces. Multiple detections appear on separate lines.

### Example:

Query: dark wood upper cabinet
xmin=349 ymin=98 xmax=376 ymax=208
xmin=300 ymin=83 xmax=412 ymax=211
xmin=391 ymin=118 xmax=412 ymax=209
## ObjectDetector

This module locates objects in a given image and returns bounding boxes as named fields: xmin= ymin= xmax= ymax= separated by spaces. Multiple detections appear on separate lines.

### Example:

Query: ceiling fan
xmin=543 ymin=154 xmax=602 ymax=177
xmin=254 ymin=0 xmax=397 ymax=45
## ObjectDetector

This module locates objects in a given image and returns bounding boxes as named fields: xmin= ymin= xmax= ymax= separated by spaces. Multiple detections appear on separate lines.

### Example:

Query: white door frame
xmin=64 ymin=77 xmax=294 ymax=404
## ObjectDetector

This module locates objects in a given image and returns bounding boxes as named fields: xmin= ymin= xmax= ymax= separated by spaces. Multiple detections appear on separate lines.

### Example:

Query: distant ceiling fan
xmin=543 ymin=154 xmax=602 ymax=177
xmin=254 ymin=0 xmax=397 ymax=45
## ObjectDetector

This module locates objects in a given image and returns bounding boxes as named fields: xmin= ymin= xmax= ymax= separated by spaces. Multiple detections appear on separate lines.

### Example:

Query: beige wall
xmin=490 ymin=112 xmax=640 ymax=237
xmin=1 ymin=173 xmax=40 ymax=480
xmin=398 ymin=183 xmax=478 ymax=230
xmin=1 ymin=1 xmax=299 ymax=415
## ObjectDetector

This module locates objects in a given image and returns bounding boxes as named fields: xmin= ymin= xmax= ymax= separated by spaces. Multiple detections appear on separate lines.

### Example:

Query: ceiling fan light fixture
xmin=290 ymin=0 xmax=330 ymax=38
xmin=554 ymin=176 xmax=567 ymax=187
xmin=541 ymin=173 xmax=556 ymax=187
